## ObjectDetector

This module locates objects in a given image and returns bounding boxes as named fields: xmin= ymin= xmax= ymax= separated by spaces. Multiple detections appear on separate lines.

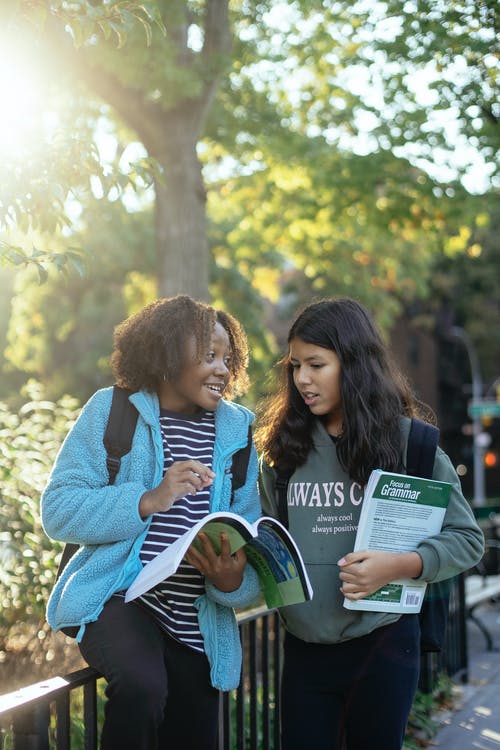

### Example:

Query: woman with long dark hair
xmin=256 ymin=297 xmax=483 ymax=750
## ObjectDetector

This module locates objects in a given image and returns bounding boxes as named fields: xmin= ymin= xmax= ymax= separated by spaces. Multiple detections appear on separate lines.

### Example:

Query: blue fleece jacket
xmin=41 ymin=387 xmax=262 ymax=691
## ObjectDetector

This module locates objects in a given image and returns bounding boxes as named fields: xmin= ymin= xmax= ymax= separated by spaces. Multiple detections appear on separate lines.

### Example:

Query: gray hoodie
xmin=259 ymin=417 xmax=484 ymax=644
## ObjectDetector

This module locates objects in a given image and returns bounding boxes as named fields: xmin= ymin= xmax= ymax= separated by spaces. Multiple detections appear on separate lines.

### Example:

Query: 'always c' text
xmin=287 ymin=481 xmax=363 ymax=508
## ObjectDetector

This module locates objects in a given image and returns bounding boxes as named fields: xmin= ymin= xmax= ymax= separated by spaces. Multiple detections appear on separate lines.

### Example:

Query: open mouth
xmin=302 ymin=392 xmax=319 ymax=405
xmin=206 ymin=383 xmax=224 ymax=395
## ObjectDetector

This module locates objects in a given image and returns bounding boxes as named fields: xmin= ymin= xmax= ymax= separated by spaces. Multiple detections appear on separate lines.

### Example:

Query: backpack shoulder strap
xmin=407 ymin=417 xmax=439 ymax=479
xmin=230 ymin=426 xmax=253 ymax=497
xmin=55 ymin=386 xmax=139 ymax=591
xmin=103 ymin=386 xmax=139 ymax=485
xmin=276 ymin=468 xmax=292 ymax=529
xmin=407 ymin=419 xmax=449 ymax=653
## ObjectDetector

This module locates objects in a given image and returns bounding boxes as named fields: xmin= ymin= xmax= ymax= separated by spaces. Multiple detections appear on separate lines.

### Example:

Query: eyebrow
xmin=289 ymin=355 xmax=325 ymax=364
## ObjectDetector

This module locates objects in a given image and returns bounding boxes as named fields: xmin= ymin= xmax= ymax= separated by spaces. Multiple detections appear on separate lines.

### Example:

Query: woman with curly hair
xmin=42 ymin=295 xmax=262 ymax=750
xmin=255 ymin=296 xmax=483 ymax=750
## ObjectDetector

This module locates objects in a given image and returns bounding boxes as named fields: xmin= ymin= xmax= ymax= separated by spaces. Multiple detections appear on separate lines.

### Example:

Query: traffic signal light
xmin=484 ymin=450 xmax=498 ymax=469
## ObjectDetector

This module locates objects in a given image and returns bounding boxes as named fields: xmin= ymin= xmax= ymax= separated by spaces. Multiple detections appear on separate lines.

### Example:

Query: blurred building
xmin=391 ymin=313 xmax=500 ymax=503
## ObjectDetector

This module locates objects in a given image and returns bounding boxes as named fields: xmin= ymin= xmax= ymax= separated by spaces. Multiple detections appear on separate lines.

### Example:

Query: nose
xmin=214 ymin=358 xmax=229 ymax=377
xmin=294 ymin=365 xmax=311 ymax=386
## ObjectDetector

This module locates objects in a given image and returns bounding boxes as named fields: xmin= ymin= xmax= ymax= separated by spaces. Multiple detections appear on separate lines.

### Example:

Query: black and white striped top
xmin=138 ymin=408 xmax=215 ymax=652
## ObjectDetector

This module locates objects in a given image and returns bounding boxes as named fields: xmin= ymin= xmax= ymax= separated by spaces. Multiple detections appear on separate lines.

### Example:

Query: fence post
xmin=10 ymin=704 xmax=50 ymax=750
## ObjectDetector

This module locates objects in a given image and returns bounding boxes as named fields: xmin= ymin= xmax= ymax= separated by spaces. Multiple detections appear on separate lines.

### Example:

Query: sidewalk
xmin=431 ymin=601 xmax=500 ymax=748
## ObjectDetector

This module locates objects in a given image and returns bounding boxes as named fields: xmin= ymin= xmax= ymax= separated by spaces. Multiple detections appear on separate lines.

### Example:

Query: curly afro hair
xmin=110 ymin=295 xmax=249 ymax=398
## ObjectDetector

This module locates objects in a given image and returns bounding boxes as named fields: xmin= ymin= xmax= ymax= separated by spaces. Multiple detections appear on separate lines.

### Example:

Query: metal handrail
xmin=1 ymin=578 xmax=468 ymax=749
xmin=0 ymin=607 xmax=282 ymax=750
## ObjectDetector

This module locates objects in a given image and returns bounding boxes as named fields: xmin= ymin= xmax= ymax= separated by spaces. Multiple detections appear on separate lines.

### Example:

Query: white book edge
xmin=125 ymin=511 xmax=253 ymax=603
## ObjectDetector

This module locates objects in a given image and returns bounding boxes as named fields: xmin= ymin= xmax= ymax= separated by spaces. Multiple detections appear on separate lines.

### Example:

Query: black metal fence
xmin=0 ymin=578 xmax=467 ymax=750
xmin=419 ymin=573 xmax=468 ymax=693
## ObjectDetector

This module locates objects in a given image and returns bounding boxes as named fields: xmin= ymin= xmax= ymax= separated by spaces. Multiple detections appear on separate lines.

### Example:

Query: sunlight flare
xmin=0 ymin=41 xmax=48 ymax=157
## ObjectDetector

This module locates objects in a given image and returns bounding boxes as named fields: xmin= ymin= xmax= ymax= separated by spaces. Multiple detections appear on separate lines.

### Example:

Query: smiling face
xmin=158 ymin=322 xmax=231 ymax=414
xmin=289 ymin=337 xmax=344 ymax=436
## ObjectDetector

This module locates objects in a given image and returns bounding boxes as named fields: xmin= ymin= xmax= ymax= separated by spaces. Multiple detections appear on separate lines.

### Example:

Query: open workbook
xmin=125 ymin=512 xmax=313 ymax=609
xmin=343 ymin=470 xmax=451 ymax=614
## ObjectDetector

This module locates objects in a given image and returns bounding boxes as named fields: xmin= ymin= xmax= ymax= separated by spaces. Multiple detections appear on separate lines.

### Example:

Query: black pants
xmin=281 ymin=615 xmax=420 ymax=750
xmin=79 ymin=597 xmax=220 ymax=750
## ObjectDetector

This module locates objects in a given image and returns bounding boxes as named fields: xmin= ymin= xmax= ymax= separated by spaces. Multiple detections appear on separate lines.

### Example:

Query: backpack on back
xmin=405 ymin=418 xmax=450 ymax=653
xmin=275 ymin=417 xmax=449 ymax=653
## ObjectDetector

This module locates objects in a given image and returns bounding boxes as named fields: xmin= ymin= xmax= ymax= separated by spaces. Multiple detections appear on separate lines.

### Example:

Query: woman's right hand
xmin=338 ymin=549 xmax=423 ymax=600
xmin=139 ymin=461 xmax=215 ymax=518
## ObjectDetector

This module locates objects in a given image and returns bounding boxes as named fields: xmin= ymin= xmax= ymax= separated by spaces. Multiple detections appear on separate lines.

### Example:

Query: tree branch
xmin=195 ymin=0 xmax=231 ymax=125
xmin=39 ymin=16 xmax=165 ymax=151
xmin=75 ymin=63 xmax=167 ymax=152
xmin=203 ymin=0 xmax=231 ymax=60
xmin=38 ymin=2 xmax=232 ymax=153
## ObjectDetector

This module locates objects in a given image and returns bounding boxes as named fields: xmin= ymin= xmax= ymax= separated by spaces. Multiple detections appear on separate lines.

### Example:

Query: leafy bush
xmin=0 ymin=381 xmax=80 ymax=629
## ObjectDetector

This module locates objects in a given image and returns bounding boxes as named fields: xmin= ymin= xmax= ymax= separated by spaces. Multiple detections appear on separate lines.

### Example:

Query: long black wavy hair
xmin=255 ymin=297 xmax=432 ymax=485
xmin=111 ymin=295 xmax=249 ymax=398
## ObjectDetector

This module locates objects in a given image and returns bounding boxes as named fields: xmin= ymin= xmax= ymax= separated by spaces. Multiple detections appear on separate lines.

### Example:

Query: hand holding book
xmin=343 ymin=470 xmax=451 ymax=614
xmin=338 ymin=548 xmax=423 ymax=602
xmin=184 ymin=531 xmax=247 ymax=593
xmin=125 ymin=512 xmax=313 ymax=609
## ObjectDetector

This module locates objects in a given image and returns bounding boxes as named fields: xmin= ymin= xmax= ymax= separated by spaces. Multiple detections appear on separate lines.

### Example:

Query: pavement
xmin=430 ymin=601 xmax=500 ymax=749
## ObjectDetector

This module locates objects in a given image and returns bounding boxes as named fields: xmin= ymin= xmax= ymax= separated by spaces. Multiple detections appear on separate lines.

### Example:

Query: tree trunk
xmin=41 ymin=0 xmax=231 ymax=302
xmin=153 ymin=130 xmax=209 ymax=300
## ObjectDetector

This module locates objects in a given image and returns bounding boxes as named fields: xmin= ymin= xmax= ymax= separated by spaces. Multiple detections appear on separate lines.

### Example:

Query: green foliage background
xmin=0 ymin=383 xmax=80 ymax=630
xmin=0 ymin=0 xmax=498 ymax=713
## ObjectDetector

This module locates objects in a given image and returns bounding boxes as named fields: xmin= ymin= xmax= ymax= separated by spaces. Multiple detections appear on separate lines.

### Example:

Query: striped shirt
xmin=138 ymin=409 xmax=215 ymax=652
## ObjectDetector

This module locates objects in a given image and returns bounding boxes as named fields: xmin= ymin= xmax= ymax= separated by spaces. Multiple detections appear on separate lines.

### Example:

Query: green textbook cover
xmin=343 ymin=470 xmax=451 ymax=614
xmin=125 ymin=511 xmax=313 ymax=610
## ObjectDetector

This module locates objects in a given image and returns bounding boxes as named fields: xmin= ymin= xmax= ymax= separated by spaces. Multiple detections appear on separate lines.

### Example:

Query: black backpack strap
xmin=103 ymin=386 xmax=139 ymax=485
xmin=276 ymin=469 xmax=292 ymax=529
xmin=406 ymin=419 xmax=449 ymax=654
xmin=55 ymin=386 xmax=138 ymax=601
xmin=230 ymin=426 xmax=252 ymax=498
xmin=406 ymin=418 xmax=439 ymax=479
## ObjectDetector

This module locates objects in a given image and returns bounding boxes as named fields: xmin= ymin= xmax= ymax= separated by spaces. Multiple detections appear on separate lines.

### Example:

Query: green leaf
xmin=136 ymin=14 xmax=153 ymax=46
xmin=108 ymin=20 xmax=127 ymax=49
xmin=98 ymin=20 xmax=113 ymax=41
xmin=36 ymin=262 xmax=48 ymax=284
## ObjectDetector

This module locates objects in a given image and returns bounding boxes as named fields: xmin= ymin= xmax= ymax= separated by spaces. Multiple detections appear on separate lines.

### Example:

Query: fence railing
xmin=418 ymin=573 xmax=468 ymax=693
xmin=0 ymin=576 xmax=467 ymax=750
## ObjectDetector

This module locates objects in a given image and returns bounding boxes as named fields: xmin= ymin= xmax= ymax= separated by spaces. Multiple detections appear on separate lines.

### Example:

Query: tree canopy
xmin=0 ymin=0 xmax=498 ymax=400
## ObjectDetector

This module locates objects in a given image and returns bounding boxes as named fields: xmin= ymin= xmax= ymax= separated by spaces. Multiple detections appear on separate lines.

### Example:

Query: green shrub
xmin=0 ymin=381 xmax=80 ymax=629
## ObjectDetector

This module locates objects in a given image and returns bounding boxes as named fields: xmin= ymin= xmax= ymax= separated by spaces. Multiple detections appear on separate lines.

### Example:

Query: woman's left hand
xmin=185 ymin=533 xmax=247 ymax=592
xmin=338 ymin=549 xmax=423 ymax=600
